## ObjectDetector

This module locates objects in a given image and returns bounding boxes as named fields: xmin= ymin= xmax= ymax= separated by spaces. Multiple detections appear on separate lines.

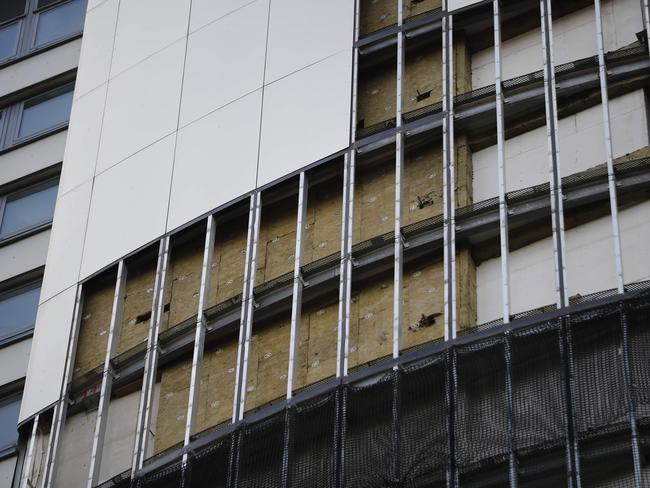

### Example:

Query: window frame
xmin=0 ymin=176 xmax=59 ymax=244
xmin=0 ymin=278 xmax=41 ymax=347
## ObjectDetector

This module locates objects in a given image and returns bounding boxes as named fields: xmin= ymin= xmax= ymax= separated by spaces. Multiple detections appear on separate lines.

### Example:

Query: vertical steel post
xmin=642 ymin=0 xmax=650 ymax=57
xmin=20 ymin=415 xmax=39 ymax=488
xmin=87 ymin=260 xmax=128 ymax=488
xmin=493 ymin=0 xmax=511 ymax=323
xmin=442 ymin=1 xmax=457 ymax=341
xmin=232 ymin=193 xmax=262 ymax=423
xmin=42 ymin=285 xmax=85 ymax=488
xmin=593 ymin=0 xmax=625 ymax=294
xmin=539 ymin=0 xmax=569 ymax=309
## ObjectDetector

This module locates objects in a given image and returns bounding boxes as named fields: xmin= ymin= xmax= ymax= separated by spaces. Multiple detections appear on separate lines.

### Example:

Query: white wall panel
xmin=179 ymin=0 xmax=268 ymax=126
xmin=0 ymin=457 xmax=16 ymax=488
xmin=54 ymin=409 xmax=96 ymax=488
xmin=40 ymin=182 xmax=92 ymax=304
xmin=110 ymin=0 xmax=190 ymax=77
xmin=169 ymin=90 xmax=261 ymax=231
xmin=621 ymin=200 xmax=650 ymax=284
xmin=0 ymin=132 xmax=66 ymax=188
xmin=59 ymin=85 xmax=107 ymax=196
xmin=449 ymin=0 xmax=482 ymax=11
xmin=0 ymin=230 xmax=50 ymax=283
xmin=472 ymin=90 xmax=648 ymax=201
xmin=189 ymin=0 xmax=257 ymax=33
xmin=265 ymin=0 xmax=353 ymax=84
xmin=81 ymin=135 xmax=175 ymax=278
xmin=0 ymin=338 xmax=32 ymax=386
xmin=97 ymin=40 xmax=185 ymax=173
xmin=19 ymin=285 xmax=77 ymax=422
xmin=257 ymin=49 xmax=352 ymax=187
xmin=98 ymin=391 xmax=140 ymax=483
xmin=74 ymin=0 xmax=118 ymax=99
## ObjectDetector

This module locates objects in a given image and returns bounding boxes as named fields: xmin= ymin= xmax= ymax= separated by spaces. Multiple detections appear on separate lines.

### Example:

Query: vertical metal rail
xmin=619 ymin=305 xmax=643 ymax=487
xmin=493 ymin=0 xmax=511 ymax=322
xmin=559 ymin=317 xmax=581 ymax=488
xmin=133 ymin=237 xmax=171 ymax=472
xmin=442 ymin=2 xmax=457 ymax=341
xmin=20 ymin=415 xmax=39 ymax=488
xmin=87 ymin=260 xmax=128 ymax=488
xmin=539 ymin=0 xmax=569 ymax=309
xmin=183 ymin=216 xmax=217 ymax=464
xmin=593 ymin=0 xmax=625 ymax=294
xmin=643 ymin=0 xmax=650 ymax=57
xmin=232 ymin=193 xmax=262 ymax=423
xmin=42 ymin=285 xmax=85 ymax=488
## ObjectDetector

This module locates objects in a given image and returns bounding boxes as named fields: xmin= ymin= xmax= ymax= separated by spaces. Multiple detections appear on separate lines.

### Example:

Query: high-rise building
xmin=0 ymin=0 xmax=86 ymax=486
xmin=13 ymin=0 xmax=650 ymax=486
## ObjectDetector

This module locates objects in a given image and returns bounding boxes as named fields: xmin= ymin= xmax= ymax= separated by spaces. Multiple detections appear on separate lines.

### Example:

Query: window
xmin=0 ymin=393 xmax=21 ymax=454
xmin=0 ymin=21 xmax=20 ymax=63
xmin=0 ymin=179 xmax=58 ymax=240
xmin=0 ymin=281 xmax=40 ymax=342
xmin=33 ymin=0 xmax=85 ymax=49
xmin=17 ymin=86 xmax=73 ymax=139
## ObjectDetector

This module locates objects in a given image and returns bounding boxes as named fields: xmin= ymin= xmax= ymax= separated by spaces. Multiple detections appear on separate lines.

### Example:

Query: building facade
xmin=13 ymin=0 xmax=650 ymax=486
xmin=0 ymin=0 xmax=86 ymax=486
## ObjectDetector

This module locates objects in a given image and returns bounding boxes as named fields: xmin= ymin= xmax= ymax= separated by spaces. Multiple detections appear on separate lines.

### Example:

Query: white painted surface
xmin=59 ymin=84 xmax=107 ymax=196
xmin=110 ymin=0 xmax=191 ymax=78
xmin=40 ymin=182 xmax=92 ymax=304
xmin=0 ymin=230 xmax=50 ymax=284
xmin=180 ymin=0 xmax=268 ymax=126
xmin=0 ymin=39 xmax=81 ymax=99
xmin=265 ymin=0 xmax=353 ymax=84
xmin=54 ymin=408 xmax=96 ymax=488
xmin=0 ymin=131 xmax=66 ymax=188
xmin=19 ymin=286 xmax=77 ymax=422
xmin=472 ymin=90 xmax=648 ymax=201
xmin=96 ymin=39 xmax=185 ymax=174
xmin=477 ymin=201 xmax=650 ymax=324
xmin=168 ymin=90 xmax=261 ymax=231
xmin=257 ymin=49 xmax=352 ymax=187
xmin=471 ymin=0 xmax=641 ymax=90
xmin=0 ymin=456 xmax=16 ymax=488
xmin=81 ymin=135 xmax=175 ymax=278
xmin=449 ymin=0 xmax=482 ymax=12
xmin=189 ymin=0 xmax=257 ymax=33
xmin=73 ymin=0 xmax=118 ymax=99
xmin=0 ymin=338 xmax=32 ymax=386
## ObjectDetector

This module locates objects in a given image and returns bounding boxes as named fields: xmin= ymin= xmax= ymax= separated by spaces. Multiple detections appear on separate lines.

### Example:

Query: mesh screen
xmin=186 ymin=434 xmax=231 ymax=488
xmin=235 ymin=412 xmax=286 ymax=487
xmin=629 ymin=303 xmax=650 ymax=420
xmin=135 ymin=461 xmax=183 ymax=488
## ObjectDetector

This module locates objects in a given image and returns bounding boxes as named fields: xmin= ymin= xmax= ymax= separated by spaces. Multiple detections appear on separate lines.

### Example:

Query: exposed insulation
xmin=358 ymin=61 xmax=397 ymax=129
xmin=255 ymin=199 xmax=297 ymax=286
xmin=303 ymin=177 xmax=343 ymax=264
xmin=457 ymin=249 xmax=477 ymax=331
xmin=207 ymin=218 xmax=248 ymax=308
xmin=73 ymin=276 xmax=116 ymax=380
xmin=360 ymin=0 xmax=398 ymax=36
xmin=117 ymin=256 xmax=157 ymax=356
xmin=154 ymin=358 xmax=191 ymax=454
xmin=456 ymin=134 xmax=474 ymax=207
xmin=404 ymin=46 xmax=442 ymax=115
xmin=404 ymin=143 xmax=443 ymax=225
xmin=404 ymin=0 xmax=441 ymax=19
xmin=353 ymin=158 xmax=395 ymax=244
xmin=165 ymin=235 xmax=204 ymax=330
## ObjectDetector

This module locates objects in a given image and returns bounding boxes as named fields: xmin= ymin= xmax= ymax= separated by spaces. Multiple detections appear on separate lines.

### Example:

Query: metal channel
xmin=87 ymin=260 xmax=128 ymax=488
xmin=643 ymin=0 xmax=650 ymax=57
xmin=493 ymin=0 xmax=511 ymax=322
xmin=593 ymin=0 xmax=625 ymax=294
xmin=19 ymin=414 xmax=39 ymax=488
xmin=183 ymin=215 xmax=217 ymax=461
xmin=134 ymin=236 xmax=171 ymax=471
xmin=286 ymin=173 xmax=308 ymax=400
xmin=539 ymin=0 xmax=569 ymax=309
xmin=442 ymin=2 xmax=457 ymax=340
xmin=232 ymin=192 xmax=262 ymax=422
xmin=43 ymin=285 xmax=85 ymax=488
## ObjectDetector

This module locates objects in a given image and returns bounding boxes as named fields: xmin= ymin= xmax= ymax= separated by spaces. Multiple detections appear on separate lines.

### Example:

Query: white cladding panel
xmin=0 ymin=456 xmax=16 ymax=488
xmin=54 ymin=409 xmax=96 ymax=487
xmin=168 ymin=90 xmax=262 ymax=231
xmin=19 ymin=286 xmax=78 ymax=422
xmin=97 ymin=40 xmax=185 ymax=174
xmin=0 ymin=338 xmax=32 ymax=386
xmin=81 ymin=135 xmax=175 ymax=278
xmin=0 ymin=230 xmax=50 ymax=283
xmin=449 ymin=0 xmax=482 ymax=12
xmin=265 ymin=0 xmax=353 ymax=84
xmin=179 ymin=0 xmax=268 ymax=127
xmin=189 ymin=0 xmax=257 ymax=33
xmin=257 ymin=49 xmax=352 ymax=187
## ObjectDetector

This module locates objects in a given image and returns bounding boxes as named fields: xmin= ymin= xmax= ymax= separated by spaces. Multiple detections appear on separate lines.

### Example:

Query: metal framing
xmin=87 ymin=260 xmax=128 ymax=488
xmin=493 ymin=0 xmax=511 ymax=323
xmin=643 ymin=0 xmax=650 ymax=57
xmin=183 ymin=216 xmax=217 ymax=457
xmin=539 ymin=0 xmax=569 ymax=309
xmin=132 ymin=237 xmax=171 ymax=472
xmin=19 ymin=414 xmax=39 ymax=488
xmin=593 ymin=0 xmax=625 ymax=294
xmin=42 ymin=285 xmax=84 ymax=488
xmin=232 ymin=193 xmax=262 ymax=423
xmin=442 ymin=1 xmax=457 ymax=341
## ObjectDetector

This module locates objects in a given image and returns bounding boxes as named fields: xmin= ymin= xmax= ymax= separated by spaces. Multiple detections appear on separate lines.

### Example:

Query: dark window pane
xmin=0 ymin=396 xmax=21 ymax=449
xmin=0 ymin=285 xmax=40 ymax=340
xmin=18 ymin=88 xmax=73 ymax=139
xmin=0 ymin=21 xmax=20 ymax=62
xmin=38 ymin=0 xmax=63 ymax=8
xmin=34 ymin=0 xmax=84 ymax=48
xmin=0 ymin=0 xmax=26 ymax=24
xmin=0 ymin=184 xmax=58 ymax=237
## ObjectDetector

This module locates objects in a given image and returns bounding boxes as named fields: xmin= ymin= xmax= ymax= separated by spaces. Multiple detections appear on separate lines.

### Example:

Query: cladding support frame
xmin=19 ymin=414 xmax=39 ymax=488
xmin=87 ymin=260 xmax=128 ymax=488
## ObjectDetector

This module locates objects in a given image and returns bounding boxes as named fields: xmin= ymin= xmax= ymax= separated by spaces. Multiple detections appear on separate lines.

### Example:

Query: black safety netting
xmin=129 ymin=295 xmax=650 ymax=488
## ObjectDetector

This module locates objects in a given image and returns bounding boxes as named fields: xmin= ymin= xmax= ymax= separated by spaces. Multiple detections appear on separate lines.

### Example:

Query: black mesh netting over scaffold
xmin=125 ymin=292 xmax=650 ymax=488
